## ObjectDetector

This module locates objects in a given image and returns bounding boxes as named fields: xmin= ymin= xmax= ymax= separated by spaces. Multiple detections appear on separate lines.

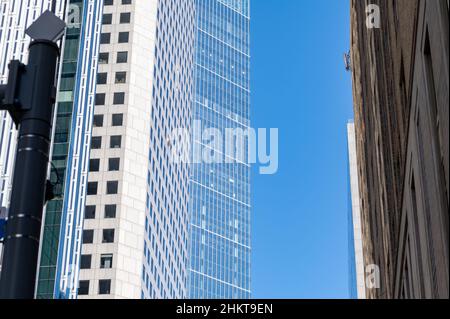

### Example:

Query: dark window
xmin=117 ymin=51 xmax=128 ymax=63
xmin=80 ymin=255 xmax=92 ymax=269
xmin=104 ymin=0 xmax=113 ymax=5
xmin=105 ymin=205 xmax=117 ymax=219
xmin=106 ymin=181 xmax=118 ymax=195
xmin=100 ymin=254 xmax=113 ymax=269
xmin=110 ymin=136 xmax=122 ymax=149
xmin=112 ymin=114 xmax=123 ymax=126
xmin=102 ymin=229 xmax=115 ymax=243
xmin=85 ymin=205 xmax=96 ymax=219
xmin=120 ymin=12 xmax=131 ymax=24
xmin=97 ymin=73 xmax=107 ymax=85
xmin=78 ymin=281 xmax=89 ymax=295
xmin=87 ymin=182 xmax=98 ymax=195
xmin=89 ymin=159 xmax=100 ymax=172
xmin=102 ymin=14 xmax=112 ymax=25
xmin=82 ymin=230 xmax=94 ymax=244
xmin=108 ymin=158 xmax=120 ymax=171
xmin=100 ymin=33 xmax=111 ymax=44
xmin=99 ymin=280 xmax=111 ymax=295
xmin=118 ymin=32 xmax=129 ymax=43
xmin=91 ymin=137 xmax=102 ymax=149
xmin=122 ymin=0 xmax=132 ymax=4
xmin=93 ymin=114 xmax=104 ymax=127
xmin=115 ymin=72 xmax=126 ymax=84
xmin=113 ymin=92 xmax=125 ymax=105
xmin=95 ymin=93 xmax=105 ymax=105
xmin=99 ymin=53 xmax=109 ymax=64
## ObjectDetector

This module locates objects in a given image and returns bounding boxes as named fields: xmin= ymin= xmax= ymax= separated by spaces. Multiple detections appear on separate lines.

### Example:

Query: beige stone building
xmin=350 ymin=0 xmax=449 ymax=299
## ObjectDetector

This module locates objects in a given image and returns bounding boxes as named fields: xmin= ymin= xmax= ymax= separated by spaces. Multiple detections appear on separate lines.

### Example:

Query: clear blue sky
xmin=251 ymin=1 xmax=354 ymax=298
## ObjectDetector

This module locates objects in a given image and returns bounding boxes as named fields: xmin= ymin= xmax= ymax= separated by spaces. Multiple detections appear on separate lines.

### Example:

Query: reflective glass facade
xmin=189 ymin=0 xmax=251 ymax=299
xmin=37 ymin=0 xmax=103 ymax=299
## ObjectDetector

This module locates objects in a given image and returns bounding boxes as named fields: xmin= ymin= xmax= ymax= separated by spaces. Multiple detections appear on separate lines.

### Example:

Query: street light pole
xmin=0 ymin=40 xmax=60 ymax=299
xmin=0 ymin=10 xmax=65 ymax=299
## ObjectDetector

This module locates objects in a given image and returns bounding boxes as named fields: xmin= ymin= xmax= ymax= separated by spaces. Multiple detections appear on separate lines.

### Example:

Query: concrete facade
xmin=347 ymin=122 xmax=367 ymax=299
xmin=350 ymin=0 xmax=449 ymax=299
xmin=78 ymin=0 xmax=195 ymax=299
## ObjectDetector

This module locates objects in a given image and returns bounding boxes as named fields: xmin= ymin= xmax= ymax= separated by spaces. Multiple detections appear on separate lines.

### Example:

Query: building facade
xmin=347 ymin=122 xmax=366 ymax=299
xmin=188 ymin=0 xmax=252 ymax=299
xmin=350 ymin=0 xmax=449 ymax=298
xmin=77 ymin=0 xmax=195 ymax=299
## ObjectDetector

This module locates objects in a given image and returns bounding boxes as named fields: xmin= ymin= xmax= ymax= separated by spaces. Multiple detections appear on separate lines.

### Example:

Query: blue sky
xmin=251 ymin=1 xmax=354 ymax=298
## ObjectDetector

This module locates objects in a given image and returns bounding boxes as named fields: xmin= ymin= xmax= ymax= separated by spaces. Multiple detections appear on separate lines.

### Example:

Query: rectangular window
xmin=80 ymin=255 xmax=92 ymax=269
xmin=78 ymin=281 xmax=89 ymax=295
xmin=102 ymin=14 xmax=112 ymax=25
xmin=82 ymin=230 xmax=94 ymax=244
xmin=100 ymin=33 xmax=111 ymax=44
xmin=117 ymin=51 xmax=128 ymax=63
xmin=113 ymin=92 xmax=125 ymax=105
xmin=95 ymin=93 xmax=105 ymax=105
xmin=110 ymin=136 xmax=122 ymax=149
xmin=89 ymin=159 xmax=100 ymax=172
xmin=100 ymin=254 xmax=113 ymax=269
xmin=87 ymin=182 xmax=98 ymax=195
xmin=120 ymin=12 xmax=131 ymax=24
xmin=97 ymin=73 xmax=107 ymax=85
xmin=99 ymin=280 xmax=111 ymax=295
xmin=91 ymin=137 xmax=102 ymax=149
xmin=99 ymin=53 xmax=109 ymax=64
xmin=118 ymin=32 xmax=129 ymax=43
xmin=112 ymin=114 xmax=123 ymax=126
xmin=107 ymin=181 xmax=119 ymax=194
xmin=108 ymin=158 xmax=120 ymax=171
xmin=105 ymin=205 xmax=117 ymax=219
xmin=115 ymin=72 xmax=126 ymax=84
xmin=102 ymin=229 xmax=115 ymax=243
xmin=85 ymin=205 xmax=96 ymax=219
xmin=93 ymin=115 xmax=104 ymax=127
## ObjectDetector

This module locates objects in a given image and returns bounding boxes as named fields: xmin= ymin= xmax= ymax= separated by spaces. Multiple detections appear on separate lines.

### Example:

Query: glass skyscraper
xmin=188 ymin=0 xmax=252 ymax=299
xmin=1 ymin=0 xmax=251 ymax=299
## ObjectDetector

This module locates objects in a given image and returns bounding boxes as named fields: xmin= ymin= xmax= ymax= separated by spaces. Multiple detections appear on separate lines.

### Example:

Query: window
xmin=122 ymin=0 xmax=132 ymax=4
xmin=87 ymin=182 xmax=98 ymax=195
xmin=91 ymin=137 xmax=102 ymax=149
xmin=78 ymin=281 xmax=89 ymax=295
xmin=89 ymin=159 xmax=100 ymax=172
xmin=102 ymin=14 xmax=112 ymax=25
xmin=108 ymin=158 xmax=120 ymax=171
xmin=105 ymin=205 xmax=117 ymax=219
xmin=120 ymin=12 xmax=131 ymax=24
xmin=82 ymin=230 xmax=94 ymax=244
xmin=102 ymin=229 xmax=115 ymax=243
xmin=93 ymin=115 xmax=104 ymax=127
xmin=100 ymin=254 xmax=113 ymax=269
xmin=118 ymin=32 xmax=129 ymax=43
xmin=99 ymin=53 xmax=109 ymax=64
xmin=100 ymin=33 xmax=111 ymax=44
xmin=97 ymin=73 xmax=107 ymax=85
xmin=112 ymin=114 xmax=123 ymax=126
xmin=85 ymin=205 xmax=96 ymax=219
xmin=117 ymin=51 xmax=128 ymax=63
xmin=80 ymin=255 xmax=92 ymax=269
xmin=110 ymin=136 xmax=122 ymax=149
xmin=95 ymin=93 xmax=105 ymax=105
xmin=113 ymin=92 xmax=125 ymax=105
xmin=99 ymin=280 xmax=111 ymax=295
xmin=115 ymin=72 xmax=126 ymax=84
xmin=107 ymin=181 xmax=119 ymax=195
xmin=104 ymin=0 xmax=113 ymax=5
